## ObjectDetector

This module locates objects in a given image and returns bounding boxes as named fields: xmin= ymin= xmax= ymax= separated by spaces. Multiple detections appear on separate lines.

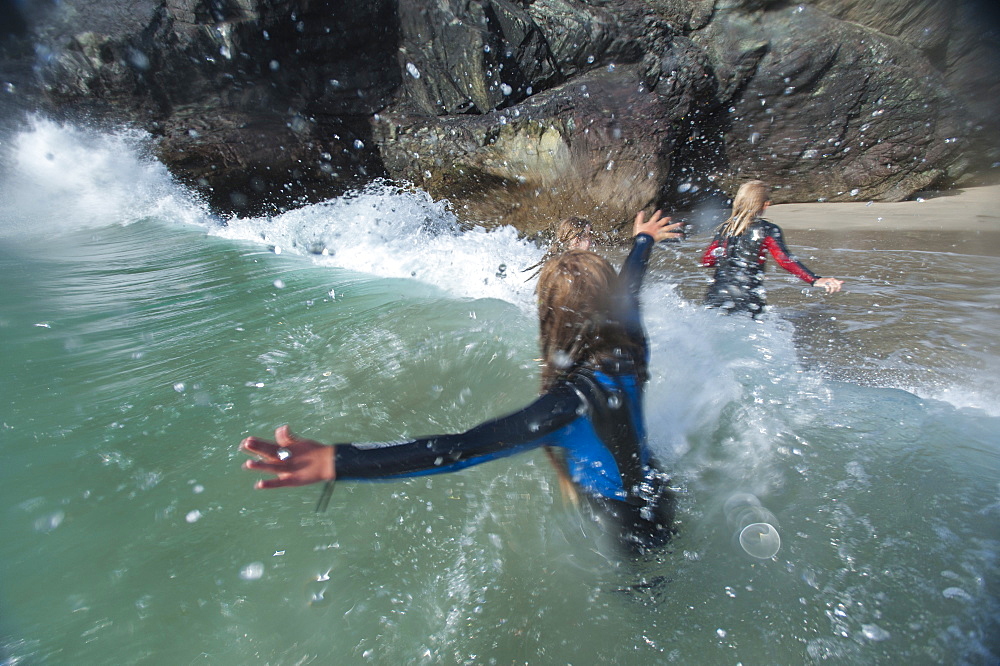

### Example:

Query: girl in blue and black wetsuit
xmin=702 ymin=180 xmax=843 ymax=317
xmin=240 ymin=211 xmax=678 ymax=553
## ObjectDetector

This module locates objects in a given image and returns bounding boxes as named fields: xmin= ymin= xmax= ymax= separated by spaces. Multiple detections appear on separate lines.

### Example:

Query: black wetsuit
xmin=701 ymin=218 xmax=820 ymax=316
xmin=334 ymin=234 xmax=674 ymax=552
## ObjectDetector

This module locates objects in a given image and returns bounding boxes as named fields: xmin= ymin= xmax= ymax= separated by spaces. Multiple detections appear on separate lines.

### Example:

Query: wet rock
xmin=0 ymin=0 xmax=996 ymax=225
xmin=692 ymin=5 xmax=973 ymax=202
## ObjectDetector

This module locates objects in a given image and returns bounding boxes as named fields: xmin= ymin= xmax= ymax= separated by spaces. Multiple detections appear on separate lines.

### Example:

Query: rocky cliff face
xmin=1 ymin=0 xmax=997 ymax=235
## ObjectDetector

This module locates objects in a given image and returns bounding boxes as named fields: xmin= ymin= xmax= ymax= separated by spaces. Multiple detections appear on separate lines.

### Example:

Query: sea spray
xmin=0 ymin=114 xmax=210 ymax=236
xmin=211 ymin=181 xmax=544 ymax=308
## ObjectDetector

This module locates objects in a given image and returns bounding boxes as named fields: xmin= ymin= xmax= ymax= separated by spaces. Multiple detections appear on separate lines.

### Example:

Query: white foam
xmin=211 ymin=181 xmax=545 ymax=308
xmin=907 ymin=383 xmax=1000 ymax=418
xmin=0 ymin=114 xmax=211 ymax=237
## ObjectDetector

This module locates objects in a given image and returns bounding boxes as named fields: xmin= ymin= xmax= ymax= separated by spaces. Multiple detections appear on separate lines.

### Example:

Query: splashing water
xmin=0 ymin=117 xmax=997 ymax=664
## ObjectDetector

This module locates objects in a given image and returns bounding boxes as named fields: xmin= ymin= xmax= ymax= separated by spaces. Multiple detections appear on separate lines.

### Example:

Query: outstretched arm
xmin=761 ymin=225 xmax=818 ymax=284
xmin=762 ymin=225 xmax=843 ymax=292
xmin=240 ymin=385 xmax=585 ymax=488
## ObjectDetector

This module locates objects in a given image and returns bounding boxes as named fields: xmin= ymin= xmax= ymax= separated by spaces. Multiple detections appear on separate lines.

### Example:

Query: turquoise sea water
xmin=1 ymin=117 xmax=998 ymax=664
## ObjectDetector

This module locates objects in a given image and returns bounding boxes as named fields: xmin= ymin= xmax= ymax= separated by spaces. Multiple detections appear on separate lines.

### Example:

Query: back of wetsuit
xmin=705 ymin=220 xmax=769 ymax=315
xmin=561 ymin=362 xmax=675 ymax=553
xmin=704 ymin=219 xmax=817 ymax=316
xmin=332 ymin=233 xmax=675 ymax=552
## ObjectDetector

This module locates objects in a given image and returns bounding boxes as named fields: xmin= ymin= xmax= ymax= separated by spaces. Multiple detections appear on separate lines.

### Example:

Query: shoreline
xmin=765 ymin=183 xmax=1000 ymax=232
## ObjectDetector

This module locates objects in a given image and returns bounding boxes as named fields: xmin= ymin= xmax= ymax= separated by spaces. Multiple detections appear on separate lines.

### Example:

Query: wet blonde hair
xmin=536 ymin=250 xmax=638 ymax=390
xmin=719 ymin=180 xmax=771 ymax=237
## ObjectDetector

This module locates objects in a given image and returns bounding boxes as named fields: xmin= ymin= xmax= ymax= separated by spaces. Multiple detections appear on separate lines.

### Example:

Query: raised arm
xmin=616 ymin=209 xmax=674 ymax=356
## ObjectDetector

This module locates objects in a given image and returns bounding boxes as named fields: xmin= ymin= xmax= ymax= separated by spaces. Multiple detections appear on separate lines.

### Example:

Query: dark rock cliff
xmin=1 ymin=0 xmax=997 ymax=235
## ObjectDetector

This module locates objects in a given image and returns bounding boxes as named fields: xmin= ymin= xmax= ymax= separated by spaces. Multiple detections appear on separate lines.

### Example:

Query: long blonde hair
xmin=719 ymin=180 xmax=771 ymax=237
xmin=536 ymin=250 xmax=638 ymax=390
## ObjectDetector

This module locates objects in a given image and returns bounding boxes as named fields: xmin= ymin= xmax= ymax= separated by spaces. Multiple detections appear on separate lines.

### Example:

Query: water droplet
xmin=862 ymin=624 xmax=891 ymax=641
xmin=942 ymin=587 xmax=971 ymax=601
xmin=240 ymin=562 xmax=265 ymax=581
xmin=35 ymin=511 xmax=64 ymax=532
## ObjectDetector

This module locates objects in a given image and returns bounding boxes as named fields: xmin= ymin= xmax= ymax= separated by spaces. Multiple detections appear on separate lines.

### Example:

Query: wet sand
xmin=764 ymin=184 xmax=1000 ymax=257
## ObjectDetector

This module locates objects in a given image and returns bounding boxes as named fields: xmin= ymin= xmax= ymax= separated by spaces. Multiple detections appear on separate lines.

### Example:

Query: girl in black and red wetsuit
xmin=701 ymin=180 xmax=843 ymax=317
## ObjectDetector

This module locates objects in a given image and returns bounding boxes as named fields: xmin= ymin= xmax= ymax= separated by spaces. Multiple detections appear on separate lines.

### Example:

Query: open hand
xmin=813 ymin=277 xmax=843 ymax=294
xmin=634 ymin=209 xmax=684 ymax=242
xmin=240 ymin=425 xmax=335 ymax=489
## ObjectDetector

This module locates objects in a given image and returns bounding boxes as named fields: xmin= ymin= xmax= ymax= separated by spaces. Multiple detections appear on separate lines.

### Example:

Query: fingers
xmin=274 ymin=424 xmax=301 ymax=446
xmin=240 ymin=436 xmax=280 ymax=461
xmin=256 ymin=476 xmax=308 ymax=490
xmin=239 ymin=426 xmax=298 ymax=460
xmin=634 ymin=209 xmax=675 ymax=239
xmin=633 ymin=210 xmax=646 ymax=235
xmin=816 ymin=278 xmax=843 ymax=293
xmin=243 ymin=459 xmax=293 ymax=474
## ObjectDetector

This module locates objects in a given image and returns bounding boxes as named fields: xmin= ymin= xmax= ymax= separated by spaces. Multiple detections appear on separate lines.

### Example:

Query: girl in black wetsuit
xmin=701 ymin=180 xmax=843 ymax=317
xmin=240 ymin=211 xmax=678 ymax=553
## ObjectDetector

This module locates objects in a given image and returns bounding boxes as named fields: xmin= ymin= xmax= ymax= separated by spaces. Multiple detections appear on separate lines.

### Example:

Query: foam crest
xmin=0 ymin=115 xmax=210 ymax=237
xmin=212 ymin=181 xmax=545 ymax=308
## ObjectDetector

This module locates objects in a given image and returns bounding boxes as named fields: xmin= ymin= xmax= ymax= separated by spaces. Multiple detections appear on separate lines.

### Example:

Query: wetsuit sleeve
xmin=334 ymin=383 xmax=584 ymax=480
xmin=618 ymin=233 xmax=654 ymax=345
xmin=762 ymin=225 xmax=818 ymax=284
xmin=701 ymin=237 xmax=721 ymax=267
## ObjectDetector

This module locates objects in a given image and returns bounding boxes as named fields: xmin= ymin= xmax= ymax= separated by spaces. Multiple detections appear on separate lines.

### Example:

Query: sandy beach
xmin=757 ymin=183 xmax=1000 ymax=257
xmin=768 ymin=183 xmax=1000 ymax=232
